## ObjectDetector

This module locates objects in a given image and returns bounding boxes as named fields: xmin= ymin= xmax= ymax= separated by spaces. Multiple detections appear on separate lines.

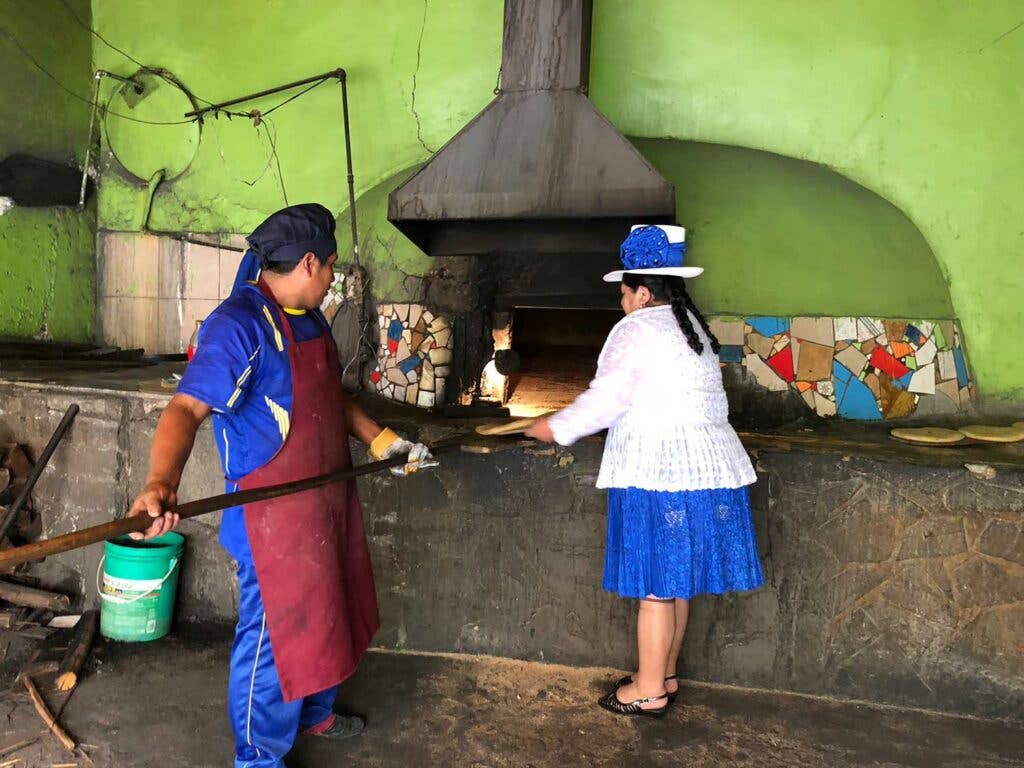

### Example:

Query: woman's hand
xmin=524 ymin=416 xmax=555 ymax=443
xmin=127 ymin=481 xmax=180 ymax=540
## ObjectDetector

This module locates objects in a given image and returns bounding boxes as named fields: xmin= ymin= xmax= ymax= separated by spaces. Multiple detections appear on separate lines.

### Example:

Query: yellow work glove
xmin=369 ymin=428 xmax=439 ymax=476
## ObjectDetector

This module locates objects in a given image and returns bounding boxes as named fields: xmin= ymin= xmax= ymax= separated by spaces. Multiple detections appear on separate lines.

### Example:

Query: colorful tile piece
xmin=890 ymin=341 xmax=913 ymax=359
xmin=869 ymin=346 xmax=911 ymax=379
xmin=937 ymin=350 xmax=957 ymax=381
xmin=883 ymin=320 xmax=908 ymax=343
xmin=834 ymin=316 xmax=858 ymax=341
xmin=795 ymin=341 xmax=832 ymax=381
xmin=953 ymin=348 xmax=969 ymax=387
xmin=895 ymin=371 xmax=915 ymax=390
xmin=885 ymin=390 xmax=917 ymax=420
xmin=833 ymin=361 xmax=882 ymax=420
xmin=857 ymin=318 xmax=883 ymax=341
xmin=709 ymin=318 xmax=745 ymax=346
xmin=745 ymin=353 xmax=789 ymax=392
xmin=861 ymin=339 xmax=876 ymax=356
xmin=813 ymin=392 xmax=837 ymax=417
xmin=916 ymin=338 xmax=937 ymax=366
xmin=801 ymin=389 xmax=816 ymax=409
xmin=767 ymin=346 xmax=794 ymax=381
xmin=791 ymin=317 xmax=834 ymax=346
xmin=936 ymin=378 xmax=960 ymax=407
xmin=908 ymin=364 xmax=936 ymax=395
xmin=939 ymin=321 xmax=955 ymax=349
xmin=835 ymin=346 xmax=868 ymax=378
xmin=398 ymin=355 xmax=422 ymax=375
xmin=816 ymin=380 xmax=834 ymax=397
xmin=795 ymin=381 xmax=813 ymax=393
xmin=932 ymin=323 xmax=947 ymax=350
xmin=746 ymin=331 xmax=775 ymax=359
xmin=748 ymin=317 xmax=790 ymax=337
xmin=375 ymin=303 xmax=453 ymax=408
xmin=905 ymin=325 xmax=923 ymax=346
xmin=718 ymin=345 xmax=744 ymax=363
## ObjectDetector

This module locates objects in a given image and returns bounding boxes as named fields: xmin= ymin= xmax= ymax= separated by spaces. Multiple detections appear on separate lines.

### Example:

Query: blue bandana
xmin=619 ymin=225 xmax=686 ymax=270
xmin=232 ymin=203 xmax=337 ymax=293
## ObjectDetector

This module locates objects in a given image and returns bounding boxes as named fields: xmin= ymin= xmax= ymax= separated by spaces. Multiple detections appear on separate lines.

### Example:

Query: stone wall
xmin=1 ymin=382 xmax=1020 ymax=720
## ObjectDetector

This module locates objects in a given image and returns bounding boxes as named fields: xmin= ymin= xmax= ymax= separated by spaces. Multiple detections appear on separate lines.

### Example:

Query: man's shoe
xmin=311 ymin=714 xmax=365 ymax=740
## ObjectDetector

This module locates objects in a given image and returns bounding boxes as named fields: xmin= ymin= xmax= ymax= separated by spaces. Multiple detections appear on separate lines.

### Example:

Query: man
xmin=129 ymin=203 xmax=432 ymax=768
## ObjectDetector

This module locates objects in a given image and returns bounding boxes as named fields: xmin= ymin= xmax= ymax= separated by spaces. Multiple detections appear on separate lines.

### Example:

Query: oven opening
xmin=487 ymin=307 xmax=624 ymax=417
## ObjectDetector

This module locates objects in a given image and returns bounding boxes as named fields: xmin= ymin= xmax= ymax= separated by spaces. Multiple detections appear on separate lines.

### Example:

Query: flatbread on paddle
xmin=957 ymin=424 xmax=1024 ymax=443
xmin=890 ymin=427 xmax=966 ymax=445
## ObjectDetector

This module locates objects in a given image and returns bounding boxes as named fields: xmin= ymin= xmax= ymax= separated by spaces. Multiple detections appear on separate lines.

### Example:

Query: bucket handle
xmin=96 ymin=555 xmax=179 ymax=605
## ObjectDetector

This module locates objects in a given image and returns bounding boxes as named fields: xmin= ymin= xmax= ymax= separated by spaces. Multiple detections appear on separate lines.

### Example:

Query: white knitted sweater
xmin=548 ymin=305 xmax=756 ymax=491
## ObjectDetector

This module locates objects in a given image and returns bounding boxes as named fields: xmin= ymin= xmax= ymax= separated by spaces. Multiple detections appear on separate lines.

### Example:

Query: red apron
xmin=238 ymin=279 xmax=379 ymax=702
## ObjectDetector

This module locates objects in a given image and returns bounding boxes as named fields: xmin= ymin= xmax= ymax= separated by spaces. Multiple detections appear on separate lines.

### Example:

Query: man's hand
xmin=370 ymin=428 xmax=439 ymax=476
xmin=127 ymin=481 xmax=180 ymax=540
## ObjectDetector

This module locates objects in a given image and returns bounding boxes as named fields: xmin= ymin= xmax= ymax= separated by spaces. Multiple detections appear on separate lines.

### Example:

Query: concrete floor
xmin=1 ymin=626 xmax=1022 ymax=768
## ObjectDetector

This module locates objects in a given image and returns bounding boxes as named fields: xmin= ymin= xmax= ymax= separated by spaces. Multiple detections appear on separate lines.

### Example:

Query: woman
xmin=525 ymin=224 xmax=762 ymax=718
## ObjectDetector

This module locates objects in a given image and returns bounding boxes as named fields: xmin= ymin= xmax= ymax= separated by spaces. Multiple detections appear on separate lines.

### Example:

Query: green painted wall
xmin=0 ymin=0 xmax=96 ymax=342
xmin=91 ymin=1 xmax=1024 ymax=404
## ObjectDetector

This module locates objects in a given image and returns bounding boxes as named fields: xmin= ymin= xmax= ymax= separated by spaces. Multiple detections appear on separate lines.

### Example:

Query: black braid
xmin=621 ymin=273 xmax=720 ymax=355
xmin=667 ymin=280 xmax=704 ymax=355
xmin=679 ymin=284 xmax=721 ymax=354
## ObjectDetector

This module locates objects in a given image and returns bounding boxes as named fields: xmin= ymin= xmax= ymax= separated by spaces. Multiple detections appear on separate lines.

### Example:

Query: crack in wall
xmin=410 ymin=0 xmax=435 ymax=155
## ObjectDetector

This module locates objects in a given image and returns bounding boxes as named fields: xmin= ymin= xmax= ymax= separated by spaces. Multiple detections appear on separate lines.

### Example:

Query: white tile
xmin=813 ymin=392 xmax=837 ymax=417
xmin=98 ymin=296 xmax=160 ymax=350
xmin=158 ymin=237 xmax=183 ymax=299
xmin=744 ymin=353 xmax=789 ymax=392
xmin=857 ymin=318 xmax=881 ymax=341
xmin=219 ymin=248 xmax=244 ymax=299
xmin=157 ymin=298 xmax=185 ymax=354
xmin=182 ymin=242 xmax=221 ymax=300
xmin=834 ymin=317 xmax=858 ymax=341
xmin=429 ymin=347 xmax=453 ymax=366
xmin=908 ymin=364 xmax=936 ymax=395
xmin=417 ymin=389 xmax=436 ymax=408
xmin=937 ymin=350 xmax=957 ymax=381
xmin=916 ymin=338 xmax=937 ymax=365
xmin=100 ymin=232 xmax=158 ymax=298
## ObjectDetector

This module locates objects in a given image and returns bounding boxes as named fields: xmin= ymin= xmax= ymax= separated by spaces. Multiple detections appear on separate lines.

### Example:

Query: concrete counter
xmin=1 ymin=371 xmax=1022 ymax=721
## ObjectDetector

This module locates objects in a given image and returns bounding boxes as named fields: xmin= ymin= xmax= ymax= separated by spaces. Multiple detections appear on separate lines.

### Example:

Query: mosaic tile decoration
xmin=372 ymin=304 xmax=452 ymax=408
xmin=710 ymin=316 xmax=972 ymax=420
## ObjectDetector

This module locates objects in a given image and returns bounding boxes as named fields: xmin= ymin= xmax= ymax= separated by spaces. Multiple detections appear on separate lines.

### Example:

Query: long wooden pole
xmin=0 ymin=435 xmax=467 ymax=570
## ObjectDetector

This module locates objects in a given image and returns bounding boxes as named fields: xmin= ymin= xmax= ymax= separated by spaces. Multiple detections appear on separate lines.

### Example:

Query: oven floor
xmin=2 ymin=625 xmax=1021 ymax=767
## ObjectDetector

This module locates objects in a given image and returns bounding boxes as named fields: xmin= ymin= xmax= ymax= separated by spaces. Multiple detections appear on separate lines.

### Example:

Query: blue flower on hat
xmin=619 ymin=225 xmax=686 ymax=270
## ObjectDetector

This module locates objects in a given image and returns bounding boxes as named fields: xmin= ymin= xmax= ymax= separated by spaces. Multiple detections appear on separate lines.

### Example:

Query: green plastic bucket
xmin=98 ymin=532 xmax=184 ymax=642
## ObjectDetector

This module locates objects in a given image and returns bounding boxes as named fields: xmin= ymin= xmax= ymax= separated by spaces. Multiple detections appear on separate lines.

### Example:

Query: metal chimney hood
xmin=387 ymin=0 xmax=676 ymax=256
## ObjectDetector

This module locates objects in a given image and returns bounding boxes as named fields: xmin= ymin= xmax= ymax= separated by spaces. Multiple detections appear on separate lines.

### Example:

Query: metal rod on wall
xmin=181 ymin=67 xmax=360 ymax=260
xmin=183 ymin=69 xmax=346 ymax=119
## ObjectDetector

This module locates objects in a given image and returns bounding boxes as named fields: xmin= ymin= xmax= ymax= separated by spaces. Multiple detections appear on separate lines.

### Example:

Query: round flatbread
xmin=957 ymin=424 xmax=1024 ymax=443
xmin=890 ymin=427 xmax=966 ymax=445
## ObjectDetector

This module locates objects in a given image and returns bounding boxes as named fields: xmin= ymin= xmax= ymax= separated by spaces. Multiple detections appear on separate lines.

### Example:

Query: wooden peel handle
xmin=0 ymin=435 xmax=467 ymax=570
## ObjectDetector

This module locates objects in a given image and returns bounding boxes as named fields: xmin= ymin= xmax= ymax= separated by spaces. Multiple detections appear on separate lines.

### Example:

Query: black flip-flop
xmin=598 ymin=690 xmax=669 ymax=718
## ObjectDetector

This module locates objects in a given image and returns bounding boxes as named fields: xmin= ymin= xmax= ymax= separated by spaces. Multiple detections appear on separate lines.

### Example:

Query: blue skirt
xmin=604 ymin=486 xmax=764 ymax=600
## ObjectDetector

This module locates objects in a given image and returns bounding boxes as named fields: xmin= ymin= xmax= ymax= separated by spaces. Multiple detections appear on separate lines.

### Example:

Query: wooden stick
xmin=0 ymin=434 xmax=469 ymax=570
xmin=56 ymin=611 xmax=98 ymax=692
xmin=0 ymin=738 xmax=37 ymax=759
xmin=0 ymin=581 xmax=70 ymax=611
xmin=21 ymin=676 xmax=75 ymax=752
xmin=0 ymin=405 xmax=79 ymax=543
